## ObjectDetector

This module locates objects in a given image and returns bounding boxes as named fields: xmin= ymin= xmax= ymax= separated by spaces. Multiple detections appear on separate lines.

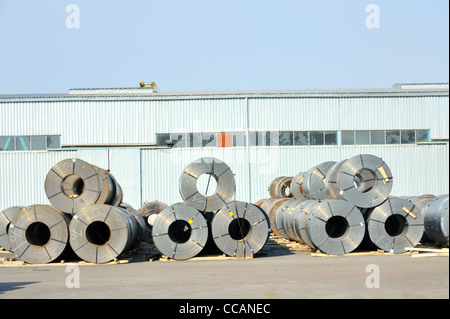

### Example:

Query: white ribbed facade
xmin=0 ymin=84 xmax=448 ymax=211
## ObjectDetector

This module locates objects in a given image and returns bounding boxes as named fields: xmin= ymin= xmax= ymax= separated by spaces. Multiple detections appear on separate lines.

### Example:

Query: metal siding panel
xmin=0 ymin=151 xmax=78 ymax=209
xmin=154 ymin=98 xmax=246 ymax=133
xmin=108 ymin=148 xmax=141 ymax=209
xmin=248 ymin=97 xmax=341 ymax=131
xmin=339 ymin=96 xmax=449 ymax=138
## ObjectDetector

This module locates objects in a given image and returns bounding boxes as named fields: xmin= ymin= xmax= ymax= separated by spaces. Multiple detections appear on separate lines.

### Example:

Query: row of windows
xmin=0 ymin=136 xmax=61 ymax=151
xmin=0 ymin=130 xmax=431 ymax=151
xmin=156 ymin=130 xmax=430 ymax=148
xmin=341 ymin=130 xmax=429 ymax=145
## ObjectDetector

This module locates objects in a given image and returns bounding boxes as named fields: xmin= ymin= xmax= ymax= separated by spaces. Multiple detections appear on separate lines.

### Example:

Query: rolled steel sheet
xmin=0 ymin=206 xmax=24 ymax=251
xmin=212 ymin=201 xmax=270 ymax=258
xmin=120 ymin=202 xmax=147 ymax=250
xmin=69 ymin=204 xmax=139 ymax=263
xmin=138 ymin=201 xmax=169 ymax=242
xmin=292 ymin=200 xmax=318 ymax=249
xmin=91 ymin=165 xmax=116 ymax=205
xmin=305 ymin=199 xmax=365 ymax=255
xmin=303 ymin=161 xmax=336 ymax=200
xmin=423 ymin=195 xmax=449 ymax=247
xmin=269 ymin=176 xmax=293 ymax=198
xmin=152 ymin=203 xmax=208 ymax=260
xmin=337 ymin=154 xmax=393 ymax=208
xmin=179 ymin=157 xmax=236 ymax=212
xmin=325 ymin=160 xmax=347 ymax=200
xmin=44 ymin=158 xmax=102 ymax=214
xmin=290 ymin=172 xmax=307 ymax=199
xmin=363 ymin=197 xmax=424 ymax=253
xmin=260 ymin=197 xmax=291 ymax=236
xmin=107 ymin=171 xmax=123 ymax=206
xmin=274 ymin=200 xmax=295 ymax=239
xmin=282 ymin=199 xmax=307 ymax=241
xmin=8 ymin=205 xmax=71 ymax=264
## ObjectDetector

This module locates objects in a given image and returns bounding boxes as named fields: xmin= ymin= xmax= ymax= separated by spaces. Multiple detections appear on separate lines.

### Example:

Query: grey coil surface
xmin=44 ymin=158 xmax=102 ymax=214
xmin=363 ymin=197 xmax=424 ymax=253
xmin=303 ymin=161 xmax=336 ymax=200
xmin=290 ymin=172 xmax=307 ymax=199
xmin=138 ymin=201 xmax=169 ymax=242
xmin=120 ymin=202 xmax=146 ymax=249
xmin=305 ymin=199 xmax=365 ymax=255
xmin=269 ymin=176 xmax=293 ymax=198
xmin=69 ymin=204 xmax=139 ymax=263
xmin=325 ymin=160 xmax=347 ymax=200
xmin=0 ymin=206 xmax=24 ymax=251
xmin=260 ymin=197 xmax=291 ymax=236
xmin=212 ymin=201 xmax=270 ymax=258
xmin=8 ymin=205 xmax=71 ymax=264
xmin=179 ymin=157 xmax=236 ymax=212
xmin=423 ymin=195 xmax=449 ymax=247
xmin=337 ymin=154 xmax=393 ymax=208
xmin=152 ymin=203 xmax=208 ymax=260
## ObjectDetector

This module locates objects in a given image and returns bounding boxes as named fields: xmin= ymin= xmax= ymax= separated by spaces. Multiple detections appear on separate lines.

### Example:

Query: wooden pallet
xmin=405 ymin=246 xmax=449 ymax=258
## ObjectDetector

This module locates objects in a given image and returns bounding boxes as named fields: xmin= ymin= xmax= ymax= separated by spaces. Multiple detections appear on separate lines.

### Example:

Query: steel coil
xmin=179 ymin=157 xmax=236 ymax=212
xmin=363 ymin=197 xmax=424 ymax=253
xmin=212 ymin=201 xmax=270 ymax=258
xmin=8 ymin=205 xmax=71 ymax=264
xmin=303 ymin=161 xmax=336 ymax=200
xmin=290 ymin=200 xmax=319 ymax=249
xmin=69 ymin=204 xmax=139 ymax=263
xmin=120 ymin=202 xmax=147 ymax=250
xmin=423 ymin=195 xmax=449 ymax=247
xmin=44 ymin=158 xmax=102 ymax=214
xmin=152 ymin=203 xmax=208 ymax=260
xmin=337 ymin=154 xmax=393 ymax=208
xmin=0 ymin=206 xmax=24 ymax=251
xmin=325 ymin=160 xmax=347 ymax=200
xmin=260 ymin=197 xmax=291 ymax=236
xmin=269 ymin=176 xmax=293 ymax=198
xmin=305 ymin=199 xmax=365 ymax=255
xmin=138 ymin=201 xmax=169 ymax=242
xmin=290 ymin=172 xmax=307 ymax=199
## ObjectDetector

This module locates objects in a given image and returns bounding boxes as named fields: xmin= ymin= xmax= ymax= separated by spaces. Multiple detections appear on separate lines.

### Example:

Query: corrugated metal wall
xmin=1 ymin=94 xmax=448 ymax=145
xmin=1 ymin=144 xmax=448 ymax=212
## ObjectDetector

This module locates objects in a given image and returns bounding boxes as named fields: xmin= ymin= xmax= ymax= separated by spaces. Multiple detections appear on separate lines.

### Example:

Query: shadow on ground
xmin=0 ymin=282 xmax=39 ymax=294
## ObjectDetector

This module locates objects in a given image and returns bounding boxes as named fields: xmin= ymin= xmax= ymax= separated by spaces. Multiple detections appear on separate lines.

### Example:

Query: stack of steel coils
xmin=152 ymin=157 xmax=270 ymax=260
xmin=257 ymin=154 xmax=446 ymax=254
xmin=401 ymin=194 xmax=449 ymax=247
xmin=1 ymin=158 xmax=145 ymax=264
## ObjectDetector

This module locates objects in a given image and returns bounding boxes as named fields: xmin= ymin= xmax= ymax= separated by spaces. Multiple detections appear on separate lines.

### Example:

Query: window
xmin=0 ymin=135 xmax=61 ymax=151
xmin=309 ymin=132 xmax=324 ymax=145
xmin=279 ymin=131 xmax=293 ymax=146
xmin=340 ymin=130 xmax=429 ymax=145
xmin=202 ymin=133 xmax=216 ymax=147
xmin=341 ymin=131 xmax=354 ymax=145
xmin=232 ymin=133 xmax=246 ymax=147
xmin=371 ymin=131 xmax=385 ymax=144
xmin=386 ymin=131 xmax=400 ymax=144
xmin=416 ymin=130 xmax=429 ymax=143
xmin=355 ymin=131 xmax=370 ymax=145
xmin=325 ymin=132 xmax=337 ymax=145
xmin=294 ymin=131 xmax=309 ymax=145
xmin=401 ymin=130 xmax=415 ymax=144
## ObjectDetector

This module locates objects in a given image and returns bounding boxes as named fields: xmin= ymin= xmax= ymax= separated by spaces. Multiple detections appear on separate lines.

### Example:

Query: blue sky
xmin=0 ymin=0 xmax=448 ymax=93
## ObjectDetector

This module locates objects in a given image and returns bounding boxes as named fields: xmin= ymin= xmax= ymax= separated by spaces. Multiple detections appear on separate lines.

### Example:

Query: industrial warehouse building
xmin=0 ymin=82 xmax=448 ymax=211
